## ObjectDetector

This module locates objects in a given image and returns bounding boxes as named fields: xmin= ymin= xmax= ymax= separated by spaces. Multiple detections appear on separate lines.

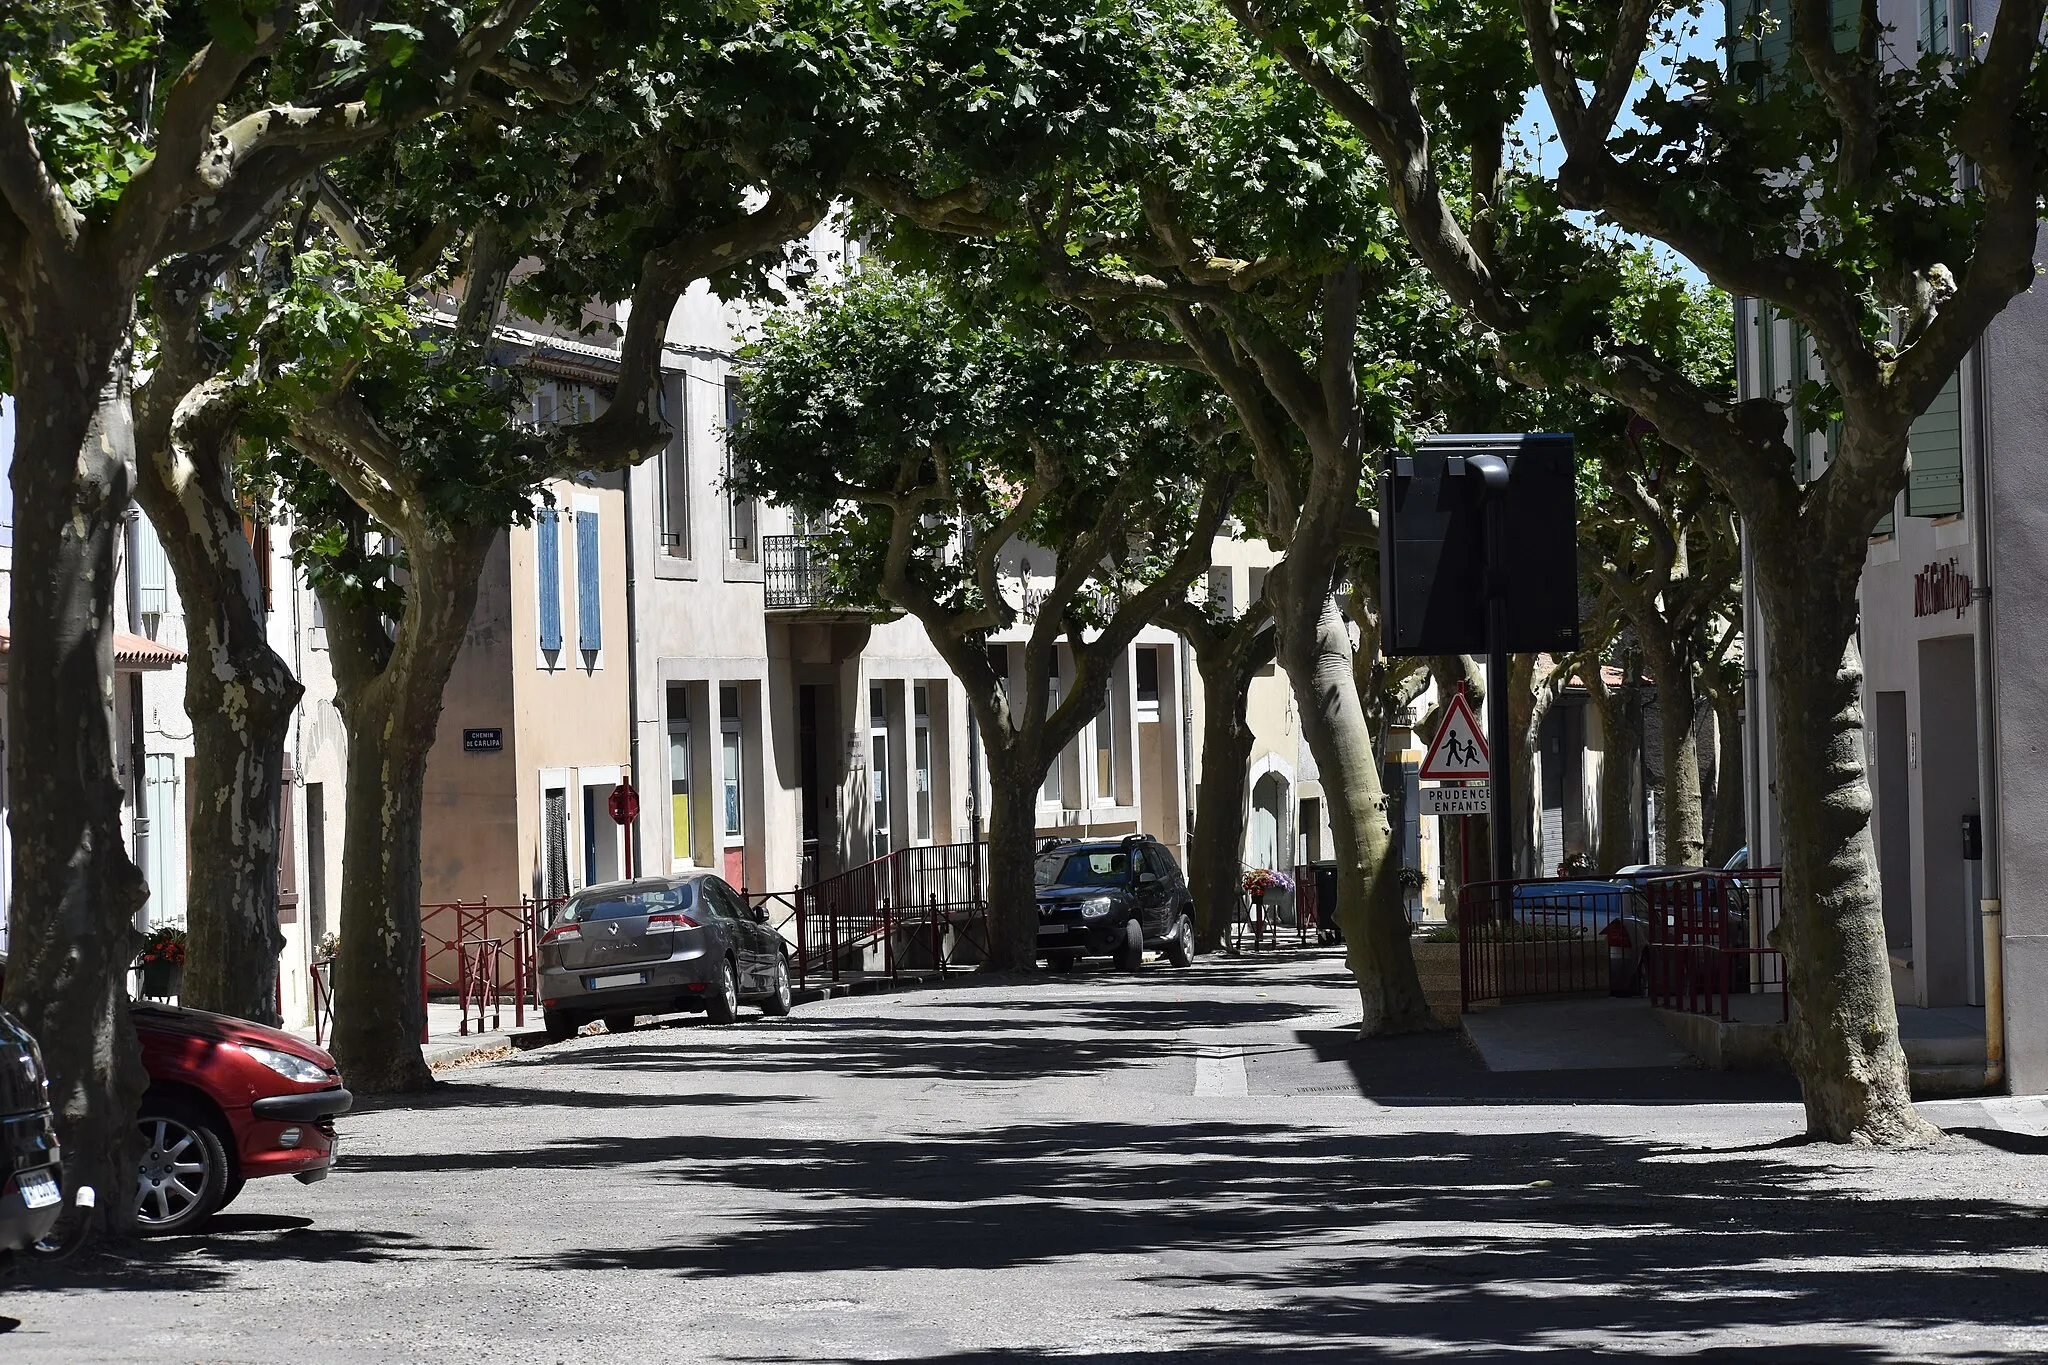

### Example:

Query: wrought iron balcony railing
xmin=763 ymin=534 xmax=823 ymax=609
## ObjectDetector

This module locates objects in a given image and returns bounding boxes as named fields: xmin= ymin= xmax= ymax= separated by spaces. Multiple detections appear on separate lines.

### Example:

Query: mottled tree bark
xmin=979 ymin=756 xmax=1044 ymax=971
xmin=1707 ymin=683 xmax=1747 ymax=867
xmin=1509 ymin=654 xmax=1562 ymax=878
xmin=1755 ymin=556 xmax=1938 ymax=1144
xmin=1272 ymin=576 xmax=1429 ymax=1033
xmin=134 ymin=255 xmax=304 ymax=1024
xmin=1584 ymin=663 xmax=1644 ymax=875
xmin=319 ymin=532 xmax=494 ymax=1094
xmin=1164 ymin=600 xmax=1274 ymax=952
xmin=0 ymin=326 xmax=150 ymax=1235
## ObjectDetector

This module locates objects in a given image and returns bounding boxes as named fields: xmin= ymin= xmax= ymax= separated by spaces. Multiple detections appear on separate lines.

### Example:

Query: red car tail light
xmin=645 ymin=913 xmax=699 ymax=934
xmin=541 ymin=924 xmax=582 ymax=945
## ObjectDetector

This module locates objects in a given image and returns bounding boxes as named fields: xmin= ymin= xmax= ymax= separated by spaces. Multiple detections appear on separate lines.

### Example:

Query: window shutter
xmin=577 ymin=509 xmax=602 ymax=651
xmin=137 ymin=514 xmax=170 ymax=617
xmin=537 ymin=509 xmax=563 ymax=652
xmin=1906 ymin=370 xmax=1964 ymax=518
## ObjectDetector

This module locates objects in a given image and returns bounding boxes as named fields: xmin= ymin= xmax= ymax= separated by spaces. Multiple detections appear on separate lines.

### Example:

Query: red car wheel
xmin=135 ymin=1098 xmax=232 ymax=1235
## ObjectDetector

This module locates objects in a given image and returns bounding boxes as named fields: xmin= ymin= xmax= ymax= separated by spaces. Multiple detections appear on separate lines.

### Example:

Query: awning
xmin=0 ymin=627 xmax=185 ymax=675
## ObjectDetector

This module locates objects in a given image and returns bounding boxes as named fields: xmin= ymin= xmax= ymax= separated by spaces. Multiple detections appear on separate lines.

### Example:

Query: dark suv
xmin=1034 ymin=836 xmax=1196 ymax=971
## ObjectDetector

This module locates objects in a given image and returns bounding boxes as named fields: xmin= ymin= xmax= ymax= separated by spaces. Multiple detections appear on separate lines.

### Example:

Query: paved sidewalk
xmin=285 ymin=999 xmax=543 ymax=1070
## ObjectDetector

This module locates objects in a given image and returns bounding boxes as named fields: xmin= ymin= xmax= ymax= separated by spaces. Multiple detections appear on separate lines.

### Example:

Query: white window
xmin=721 ymin=685 xmax=743 ymax=837
xmin=1041 ymin=653 xmax=1062 ymax=805
xmin=913 ymin=684 xmax=933 ymax=842
xmin=1207 ymin=565 xmax=1234 ymax=618
xmin=667 ymin=685 xmax=693 ymax=865
xmin=724 ymin=378 xmax=757 ymax=561
xmin=871 ymin=684 xmax=891 ymax=860
xmin=658 ymin=376 xmax=690 ymax=558
xmin=1095 ymin=699 xmax=1116 ymax=806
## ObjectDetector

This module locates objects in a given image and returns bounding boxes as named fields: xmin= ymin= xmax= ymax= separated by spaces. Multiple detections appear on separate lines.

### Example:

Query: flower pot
xmin=139 ymin=960 xmax=183 ymax=1000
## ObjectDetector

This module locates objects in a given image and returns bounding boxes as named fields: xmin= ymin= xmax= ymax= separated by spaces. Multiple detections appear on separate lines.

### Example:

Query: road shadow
xmin=1263 ymin=1027 xmax=1805 ymax=1104
xmin=497 ymin=1118 xmax=2048 ymax=1359
xmin=1 ymin=1222 xmax=482 ymax=1298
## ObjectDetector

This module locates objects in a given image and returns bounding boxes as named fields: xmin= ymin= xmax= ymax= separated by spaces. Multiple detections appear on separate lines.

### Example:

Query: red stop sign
xmin=607 ymin=780 xmax=640 ymax=826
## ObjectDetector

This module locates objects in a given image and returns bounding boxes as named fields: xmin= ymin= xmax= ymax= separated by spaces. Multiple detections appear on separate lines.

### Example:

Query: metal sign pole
xmin=1471 ymin=453 xmax=1514 ymax=883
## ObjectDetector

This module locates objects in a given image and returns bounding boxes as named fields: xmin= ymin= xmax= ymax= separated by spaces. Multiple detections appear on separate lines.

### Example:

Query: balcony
xmin=762 ymin=534 xmax=893 ymax=622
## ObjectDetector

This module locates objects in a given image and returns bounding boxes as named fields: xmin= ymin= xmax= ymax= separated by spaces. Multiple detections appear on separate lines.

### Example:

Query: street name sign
xmin=1419 ymin=692 xmax=1490 ymax=780
xmin=1419 ymin=786 xmax=1492 ymax=817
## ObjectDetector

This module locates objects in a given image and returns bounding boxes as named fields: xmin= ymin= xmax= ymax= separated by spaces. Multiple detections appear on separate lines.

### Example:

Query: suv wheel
xmin=705 ymin=958 xmax=739 ymax=1024
xmin=135 ymin=1098 xmax=232 ymax=1235
xmin=1165 ymin=913 xmax=1194 ymax=968
xmin=760 ymin=954 xmax=793 ymax=1017
xmin=543 ymin=1009 xmax=581 ymax=1042
xmin=1114 ymin=918 xmax=1145 ymax=972
xmin=602 ymin=1013 xmax=639 ymax=1034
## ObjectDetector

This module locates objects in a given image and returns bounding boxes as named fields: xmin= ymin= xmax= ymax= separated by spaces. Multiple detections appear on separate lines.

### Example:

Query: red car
xmin=131 ymin=1003 xmax=351 ymax=1234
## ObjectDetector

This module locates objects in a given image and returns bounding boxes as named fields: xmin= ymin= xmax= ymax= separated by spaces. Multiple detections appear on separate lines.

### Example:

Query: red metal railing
xmin=311 ymin=957 xmax=335 ymax=1047
xmin=754 ymin=842 xmax=988 ymax=988
xmin=1456 ymin=878 xmax=1636 ymax=1010
xmin=1642 ymin=869 xmax=1788 ymax=1022
xmin=420 ymin=899 xmax=546 ymax=1040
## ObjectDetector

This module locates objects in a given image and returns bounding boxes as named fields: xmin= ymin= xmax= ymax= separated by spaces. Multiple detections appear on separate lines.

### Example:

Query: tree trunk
xmin=1508 ymin=657 xmax=1559 ymax=878
xmin=1707 ymin=686 xmax=1746 ymax=867
xmin=1272 ymin=581 xmax=1429 ymax=1033
xmin=980 ymin=754 xmax=1042 ymax=971
xmin=1190 ymin=673 xmax=1257 ymax=952
xmin=1645 ymin=643 xmax=1707 ymax=866
xmin=134 ymin=386 xmax=303 ymax=1024
xmin=1755 ymin=563 xmax=1936 ymax=1144
xmin=0 ymin=330 xmax=151 ymax=1235
xmin=325 ymin=533 xmax=493 ymax=1093
xmin=1585 ymin=666 xmax=1643 ymax=876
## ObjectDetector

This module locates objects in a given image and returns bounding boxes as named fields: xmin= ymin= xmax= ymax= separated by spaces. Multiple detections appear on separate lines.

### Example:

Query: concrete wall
xmin=1983 ymin=225 xmax=2048 ymax=1092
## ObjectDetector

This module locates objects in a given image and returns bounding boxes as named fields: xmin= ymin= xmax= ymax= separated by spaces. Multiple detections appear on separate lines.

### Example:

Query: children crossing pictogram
xmin=1419 ymin=690 xmax=1490 ymax=780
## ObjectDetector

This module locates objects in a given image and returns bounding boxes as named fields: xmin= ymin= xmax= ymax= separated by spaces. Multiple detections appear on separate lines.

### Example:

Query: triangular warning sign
xmin=1420 ymin=691 xmax=1490 ymax=780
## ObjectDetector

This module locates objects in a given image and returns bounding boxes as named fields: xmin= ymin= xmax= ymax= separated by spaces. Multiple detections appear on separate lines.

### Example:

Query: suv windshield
xmin=553 ymin=881 xmax=694 ymax=926
xmin=1035 ymin=849 xmax=1130 ymax=889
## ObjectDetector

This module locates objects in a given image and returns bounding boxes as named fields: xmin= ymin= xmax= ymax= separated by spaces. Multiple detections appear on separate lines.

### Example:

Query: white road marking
xmin=1194 ymin=1048 xmax=1249 ymax=1097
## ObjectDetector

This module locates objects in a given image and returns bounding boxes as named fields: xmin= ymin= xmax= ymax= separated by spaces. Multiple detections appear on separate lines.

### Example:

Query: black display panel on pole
xmin=1378 ymin=433 xmax=1579 ymax=658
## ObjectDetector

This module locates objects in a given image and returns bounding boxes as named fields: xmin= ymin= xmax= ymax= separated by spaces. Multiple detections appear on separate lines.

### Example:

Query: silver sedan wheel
xmin=135 ymin=1115 xmax=214 ymax=1229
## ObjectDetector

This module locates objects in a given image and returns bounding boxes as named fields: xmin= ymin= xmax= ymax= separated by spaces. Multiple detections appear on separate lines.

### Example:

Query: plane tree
xmin=1230 ymin=0 xmax=2048 ymax=1141
xmin=1158 ymin=584 xmax=1275 ymax=953
xmin=0 ymin=0 xmax=541 ymax=1229
xmin=864 ymin=10 xmax=1520 ymax=1032
xmin=728 ymin=270 xmax=1236 ymax=970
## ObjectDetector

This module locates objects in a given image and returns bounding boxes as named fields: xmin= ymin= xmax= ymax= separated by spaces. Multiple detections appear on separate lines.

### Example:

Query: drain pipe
xmin=1965 ymin=341 xmax=2004 ymax=1088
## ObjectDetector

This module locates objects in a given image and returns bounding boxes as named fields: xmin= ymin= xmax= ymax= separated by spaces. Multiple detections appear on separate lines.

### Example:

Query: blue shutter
xmin=576 ymin=509 xmax=601 ymax=651
xmin=537 ymin=509 xmax=563 ymax=652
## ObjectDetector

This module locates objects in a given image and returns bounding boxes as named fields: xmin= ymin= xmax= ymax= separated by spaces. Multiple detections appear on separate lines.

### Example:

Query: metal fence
xmin=762 ymin=534 xmax=820 ymax=609
xmin=420 ymin=899 xmax=548 ymax=1040
xmin=756 ymin=842 xmax=989 ymax=987
xmin=1456 ymin=878 xmax=1626 ymax=1009
xmin=1642 ymin=869 xmax=1788 ymax=1022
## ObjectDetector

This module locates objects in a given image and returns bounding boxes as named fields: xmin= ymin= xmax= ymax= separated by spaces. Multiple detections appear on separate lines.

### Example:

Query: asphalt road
xmin=5 ymin=951 xmax=2047 ymax=1362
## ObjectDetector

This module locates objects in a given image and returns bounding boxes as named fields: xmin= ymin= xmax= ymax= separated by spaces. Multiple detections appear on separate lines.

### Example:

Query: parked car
xmin=1612 ymin=865 xmax=1754 ymax=990
xmin=0 ymin=955 xmax=350 ymax=1238
xmin=1034 ymin=836 xmax=1196 ymax=971
xmin=131 ymin=1002 xmax=350 ymax=1233
xmin=0 ymin=997 xmax=65 ymax=1257
xmin=537 ymin=874 xmax=792 ymax=1040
